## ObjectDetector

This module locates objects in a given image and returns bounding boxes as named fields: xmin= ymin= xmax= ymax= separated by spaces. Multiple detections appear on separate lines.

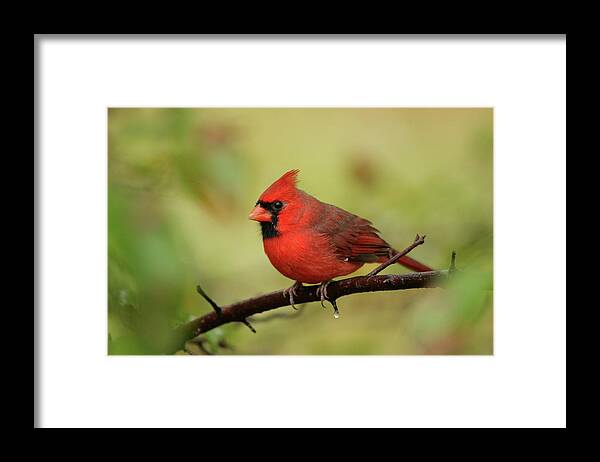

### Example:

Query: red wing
xmin=315 ymin=204 xmax=392 ymax=263
xmin=345 ymin=229 xmax=392 ymax=262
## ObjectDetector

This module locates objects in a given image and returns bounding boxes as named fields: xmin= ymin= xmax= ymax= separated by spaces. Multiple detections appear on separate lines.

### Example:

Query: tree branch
xmin=168 ymin=269 xmax=450 ymax=354
xmin=165 ymin=236 xmax=455 ymax=354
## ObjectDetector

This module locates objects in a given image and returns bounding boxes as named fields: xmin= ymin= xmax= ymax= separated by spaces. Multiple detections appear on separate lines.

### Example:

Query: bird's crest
xmin=259 ymin=169 xmax=300 ymax=201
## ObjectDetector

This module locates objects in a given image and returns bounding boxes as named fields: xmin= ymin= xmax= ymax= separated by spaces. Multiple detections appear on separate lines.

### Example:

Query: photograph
xmin=108 ymin=107 xmax=493 ymax=355
xmin=37 ymin=35 xmax=566 ymax=428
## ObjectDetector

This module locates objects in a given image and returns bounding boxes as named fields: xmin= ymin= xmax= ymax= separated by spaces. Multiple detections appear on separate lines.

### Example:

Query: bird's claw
xmin=316 ymin=281 xmax=340 ymax=318
xmin=283 ymin=281 xmax=303 ymax=310
xmin=316 ymin=281 xmax=329 ymax=308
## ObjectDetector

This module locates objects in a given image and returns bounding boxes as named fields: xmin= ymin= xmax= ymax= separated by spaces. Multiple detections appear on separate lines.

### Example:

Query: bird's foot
xmin=316 ymin=281 xmax=330 ymax=308
xmin=283 ymin=281 xmax=303 ymax=310
xmin=316 ymin=281 xmax=340 ymax=319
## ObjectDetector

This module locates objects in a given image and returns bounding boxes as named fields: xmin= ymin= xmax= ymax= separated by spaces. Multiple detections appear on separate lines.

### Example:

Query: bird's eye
xmin=272 ymin=201 xmax=283 ymax=210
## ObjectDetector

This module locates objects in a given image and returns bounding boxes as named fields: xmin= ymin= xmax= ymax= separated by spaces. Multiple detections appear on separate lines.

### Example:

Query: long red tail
xmin=397 ymin=255 xmax=433 ymax=272
xmin=375 ymin=251 xmax=432 ymax=272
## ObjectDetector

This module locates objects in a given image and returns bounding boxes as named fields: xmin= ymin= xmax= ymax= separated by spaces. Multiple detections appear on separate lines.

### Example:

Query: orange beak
xmin=248 ymin=205 xmax=272 ymax=222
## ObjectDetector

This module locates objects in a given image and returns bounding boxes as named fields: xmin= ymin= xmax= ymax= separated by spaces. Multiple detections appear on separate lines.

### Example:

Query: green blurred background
xmin=108 ymin=108 xmax=493 ymax=355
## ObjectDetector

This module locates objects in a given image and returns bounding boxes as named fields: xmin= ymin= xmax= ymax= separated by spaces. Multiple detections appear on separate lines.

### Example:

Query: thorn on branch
xmin=448 ymin=250 xmax=457 ymax=277
xmin=241 ymin=318 xmax=256 ymax=333
xmin=196 ymin=284 xmax=222 ymax=315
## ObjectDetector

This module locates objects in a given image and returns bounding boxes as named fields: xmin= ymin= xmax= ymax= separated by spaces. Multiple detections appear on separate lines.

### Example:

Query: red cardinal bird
xmin=248 ymin=169 xmax=432 ymax=315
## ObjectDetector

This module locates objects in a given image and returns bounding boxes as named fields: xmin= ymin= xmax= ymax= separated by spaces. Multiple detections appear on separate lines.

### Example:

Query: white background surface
xmin=37 ymin=36 xmax=566 ymax=428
